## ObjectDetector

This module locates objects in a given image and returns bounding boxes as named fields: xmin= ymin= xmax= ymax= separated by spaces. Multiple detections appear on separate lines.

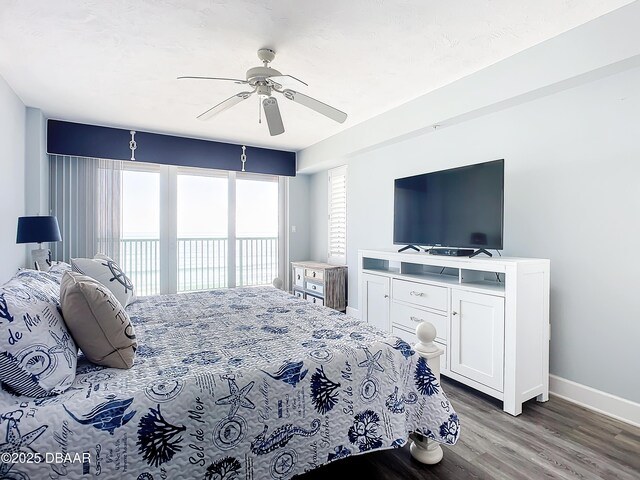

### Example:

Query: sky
xmin=121 ymin=170 xmax=278 ymax=239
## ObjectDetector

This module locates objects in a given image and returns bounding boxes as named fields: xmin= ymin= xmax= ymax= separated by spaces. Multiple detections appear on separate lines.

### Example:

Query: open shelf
xmin=361 ymin=253 xmax=506 ymax=295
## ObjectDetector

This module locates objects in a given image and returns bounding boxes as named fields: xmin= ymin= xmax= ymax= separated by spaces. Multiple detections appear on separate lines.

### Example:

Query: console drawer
xmin=392 ymin=279 xmax=448 ymax=312
xmin=391 ymin=302 xmax=447 ymax=342
xmin=306 ymin=281 xmax=324 ymax=296
xmin=293 ymin=289 xmax=304 ymax=299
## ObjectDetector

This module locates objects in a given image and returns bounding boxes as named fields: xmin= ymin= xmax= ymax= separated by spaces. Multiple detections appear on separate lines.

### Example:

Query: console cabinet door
xmin=450 ymin=290 xmax=505 ymax=391
xmin=362 ymin=273 xmax=390 ymax=332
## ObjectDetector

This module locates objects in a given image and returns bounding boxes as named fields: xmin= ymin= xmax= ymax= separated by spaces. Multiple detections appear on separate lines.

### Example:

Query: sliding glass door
xmin=177 ymin=170 xmax=228 ymax=291
xmin=236 ymin=174 xmax=279 ymax=287
xmin=120 ymin=166 xmax=160 ymax=296
xmin=119 ymin=164 xmax=283 ymax=294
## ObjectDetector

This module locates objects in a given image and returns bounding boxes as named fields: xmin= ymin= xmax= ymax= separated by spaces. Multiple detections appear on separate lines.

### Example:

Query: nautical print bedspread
xmin=0 ymin=287 xmax=459 ymax=479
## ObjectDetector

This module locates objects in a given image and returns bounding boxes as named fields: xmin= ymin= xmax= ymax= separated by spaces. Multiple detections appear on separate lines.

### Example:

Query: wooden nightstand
xmin=291 ymin=261 xmax=347 ymax=311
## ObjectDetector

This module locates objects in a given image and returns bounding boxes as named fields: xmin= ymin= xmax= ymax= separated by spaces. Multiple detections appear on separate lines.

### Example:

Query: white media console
xmin=358 ymin=249 xmax=550 ymax=416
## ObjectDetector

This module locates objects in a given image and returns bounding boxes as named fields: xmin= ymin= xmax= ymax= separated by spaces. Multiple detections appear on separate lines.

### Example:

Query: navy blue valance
xmin=47 ymin=120 xmax=296 ymax=177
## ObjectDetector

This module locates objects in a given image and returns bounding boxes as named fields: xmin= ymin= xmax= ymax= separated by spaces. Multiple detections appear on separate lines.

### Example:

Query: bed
xmin=0 ymin=286 xmax=459 ymax=479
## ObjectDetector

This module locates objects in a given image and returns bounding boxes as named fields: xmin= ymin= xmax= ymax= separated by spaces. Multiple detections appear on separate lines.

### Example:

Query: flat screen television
xmin=393 ymin=159 xmax=504 ymax=250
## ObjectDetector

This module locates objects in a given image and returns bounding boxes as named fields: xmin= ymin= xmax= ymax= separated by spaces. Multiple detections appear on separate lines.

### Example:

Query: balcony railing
xmin=236 ymin=237 xmax=279 ymax=288
xmin=119 ymin=237 xmax=278 ymax=296
xmin=120 ymin=238 xmax=160 ymax=297
xmin=178 ymin=237 xmax=228 ymax=292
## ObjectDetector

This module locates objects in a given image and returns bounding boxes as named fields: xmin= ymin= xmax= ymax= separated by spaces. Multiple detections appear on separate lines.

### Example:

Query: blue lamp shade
xmin=16 ymin=216 xmax=62 ymax=244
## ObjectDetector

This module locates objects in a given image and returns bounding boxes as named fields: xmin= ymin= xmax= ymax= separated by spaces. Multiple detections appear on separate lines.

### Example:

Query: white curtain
xmin=50 ymin=155 xmax=123 ymax=263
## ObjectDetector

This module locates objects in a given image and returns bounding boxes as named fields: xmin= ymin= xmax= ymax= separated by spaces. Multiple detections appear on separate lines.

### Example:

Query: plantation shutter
xmin=328 ymin=166 xmax=347 ymax=265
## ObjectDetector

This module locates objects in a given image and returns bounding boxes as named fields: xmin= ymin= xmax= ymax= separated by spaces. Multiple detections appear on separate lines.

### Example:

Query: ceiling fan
xmin=178 ymin=48 xmax=348 ymax=136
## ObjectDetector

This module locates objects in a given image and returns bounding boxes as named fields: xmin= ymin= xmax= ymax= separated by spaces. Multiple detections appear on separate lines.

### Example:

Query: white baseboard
xmin=346 ymin=306 xmax=360 ymax=319
xmin=549 ymin=374 xmax=640 ymax=428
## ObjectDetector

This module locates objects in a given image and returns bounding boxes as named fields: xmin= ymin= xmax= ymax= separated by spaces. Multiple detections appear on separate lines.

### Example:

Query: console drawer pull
xmin=410 ymin=316 xmax=423 ymax=323
xmin=410 ymin=291 xmax=426 ymax=297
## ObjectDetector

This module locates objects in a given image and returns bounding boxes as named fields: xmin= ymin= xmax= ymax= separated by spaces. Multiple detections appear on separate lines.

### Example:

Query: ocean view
xmin=119 ymin=236 xmax=278 ymax=296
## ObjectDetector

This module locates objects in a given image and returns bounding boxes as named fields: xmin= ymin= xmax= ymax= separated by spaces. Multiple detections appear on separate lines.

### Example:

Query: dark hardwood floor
xmin=299 ymin=378 xmax=640 ymax=479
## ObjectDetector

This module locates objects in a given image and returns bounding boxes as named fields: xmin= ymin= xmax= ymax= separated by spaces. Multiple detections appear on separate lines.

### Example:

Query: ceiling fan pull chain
xmin=240 ymin=145 xmax=247 ymax=172
xmin=258 ymin=97 xmax=262 ymax=124
xmin=129 ymin=130 xmax=137 ymax=161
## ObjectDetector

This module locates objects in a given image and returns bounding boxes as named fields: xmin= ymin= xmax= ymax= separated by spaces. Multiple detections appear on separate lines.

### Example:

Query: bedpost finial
xmin=416 ymin=321 xmax=437 ymax=344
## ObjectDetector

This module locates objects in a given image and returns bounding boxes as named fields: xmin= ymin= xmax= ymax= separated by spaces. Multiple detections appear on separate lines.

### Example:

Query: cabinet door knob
xmin=452 ymin=311 xmax=458 ymax=315
xmin=297 ymin=274 xmax=300 ymax=279
xmin=384 ymin=294 xmax=389 ymax=298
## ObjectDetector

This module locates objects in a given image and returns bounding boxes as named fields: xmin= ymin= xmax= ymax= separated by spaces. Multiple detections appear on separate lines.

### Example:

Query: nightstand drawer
xmin=306 ymin=281 xmax=324 ymax=296
xmin=305 ymin=268 xmax=324 ymax=281
xmin=306 ymin=294 xmax=324 ymax=306
xmin=391 ymin=301 xmax=447 ymax=342
xmin=392 ymin=279 xmax=448 ymax=312
xmin=294 ymin=267 xmax=304 ymax=287
xmin=293 ymin=289 xmax=304 ymax=299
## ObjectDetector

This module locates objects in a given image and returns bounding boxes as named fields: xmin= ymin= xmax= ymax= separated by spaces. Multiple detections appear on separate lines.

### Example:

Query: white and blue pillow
xmin=47 ymin=261 xmax=72 ymax=284
xmin=0 ymin=270 xmax=77 ymax=396
xmin=71 ymin=255 xmax=135 ymax=307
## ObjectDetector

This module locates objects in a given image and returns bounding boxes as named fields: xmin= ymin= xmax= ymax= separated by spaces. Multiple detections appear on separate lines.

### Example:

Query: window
xmin=121 ymin=165 xmax=160 ymax=296
xmin=328 ymin=165 xmax=347 ymax=265
xmin=177 ymin=170 xmax=229 ymax=291
xmin=118 ymin=164 xmax=282 ymax=294
xmin=236 ymin=174 xmax=279 ymax=286
xmin=52 ymin=156 xmax=285 ymax=295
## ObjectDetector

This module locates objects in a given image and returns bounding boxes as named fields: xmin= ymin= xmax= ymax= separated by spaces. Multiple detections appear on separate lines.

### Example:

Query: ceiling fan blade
xmin=268 ymin=74 xmax=308 ymax=88
xmin=197 ymin=91 xmax=254 ymax=121
xmin=178 ymin=76 xmax=248 ymax=84
xmin=281 ymin=89 xmax=347 ymax=123
xmin=262 ymin=97 xmax=285 ymax=136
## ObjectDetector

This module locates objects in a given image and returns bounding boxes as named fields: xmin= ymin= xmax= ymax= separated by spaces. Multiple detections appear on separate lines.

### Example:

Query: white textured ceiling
xmin=0 ymin=0 xmax=634 ymax=151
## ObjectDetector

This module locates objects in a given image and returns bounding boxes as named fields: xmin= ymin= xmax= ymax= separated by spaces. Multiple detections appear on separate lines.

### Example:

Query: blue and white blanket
xmin=0 ymin=287 xmax=459 ymax=479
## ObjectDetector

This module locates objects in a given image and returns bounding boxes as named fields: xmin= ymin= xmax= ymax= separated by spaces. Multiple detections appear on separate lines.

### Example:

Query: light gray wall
xmin=308 ymin=170 xmax=328 ymax=262
xmin=307 ymin=65 xmax=640 ymax=403
xmin=0 ymin=75 xmax=26 ymax=282
xmin=287 ymin=174 xmax=310 ymax=267
xmin=25 ymin=107 xmax=48 ymax=216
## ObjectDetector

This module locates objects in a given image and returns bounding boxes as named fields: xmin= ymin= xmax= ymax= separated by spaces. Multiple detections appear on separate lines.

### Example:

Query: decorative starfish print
xmin=357 ymin=348 xmax=384 ymax=377
xmin=0 ymin=418 xmax=48 ymax=456
xmin=215 ymin=378 xmax=255 ymax=418
xmin=48 ymin=330 xmax=75 ymax=368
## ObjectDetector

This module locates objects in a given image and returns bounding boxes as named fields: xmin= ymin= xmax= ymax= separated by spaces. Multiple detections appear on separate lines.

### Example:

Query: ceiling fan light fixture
xmin=256 ymin=84 xmax=272 ymax=96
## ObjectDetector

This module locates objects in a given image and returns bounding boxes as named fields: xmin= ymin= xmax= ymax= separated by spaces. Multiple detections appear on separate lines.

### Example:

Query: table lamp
xmin=16 ymin=216 xmax=62 ymax=271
